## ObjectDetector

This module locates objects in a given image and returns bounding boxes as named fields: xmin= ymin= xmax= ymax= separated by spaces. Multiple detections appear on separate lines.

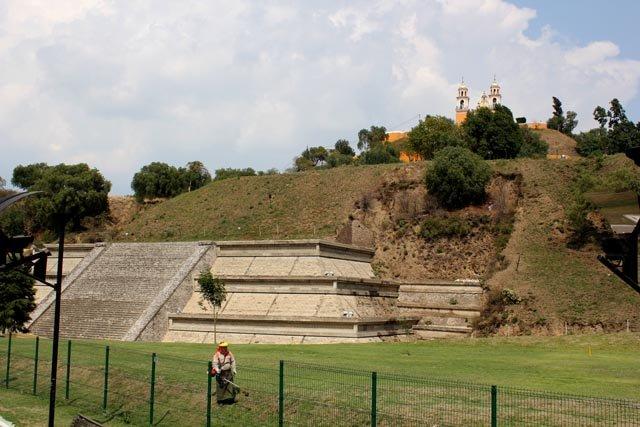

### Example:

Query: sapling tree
xmin=197 ymin=270 xmax=227 ymax=344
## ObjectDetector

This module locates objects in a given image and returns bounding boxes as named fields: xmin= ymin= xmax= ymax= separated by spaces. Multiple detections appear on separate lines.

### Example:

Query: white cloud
xmin=0 ymin=0 xmax=639 ymax=193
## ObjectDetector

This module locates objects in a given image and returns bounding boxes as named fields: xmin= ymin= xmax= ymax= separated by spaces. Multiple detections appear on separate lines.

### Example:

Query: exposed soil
xmin=336 ymin=163 xmax=522 ymax=281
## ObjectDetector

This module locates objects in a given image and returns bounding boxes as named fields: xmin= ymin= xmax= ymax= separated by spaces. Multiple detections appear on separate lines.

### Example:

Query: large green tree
xmin=12 ymin=163 xmax=111 ymax=231
xmin=425 ymin=146 xmax=492 ymax=209
xmin=407 ymin=115 xmax=466 ymax=159
xmin=546 ymin=97 xmax=578 ymax=135
xmin=184 ymin=161 xmax=212 ymax=192
xmin=578 ymin=99 xmax=640 ymax=155
xmin=462 ymin=105 xmax=523 ymax=159
xmin=131 ymin=162 xmax=184 ymax=202
xmin=0 ymin=270 xmax=35 ymax=333
xmin=547 ymin=97 xmax=565 ymax=131
xmin=357 ymin=125 xmax=387 ymax=151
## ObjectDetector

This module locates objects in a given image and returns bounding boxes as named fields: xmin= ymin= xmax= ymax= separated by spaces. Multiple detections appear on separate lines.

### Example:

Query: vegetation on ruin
xmin=424 ymin=146 xmax=492 ymax=209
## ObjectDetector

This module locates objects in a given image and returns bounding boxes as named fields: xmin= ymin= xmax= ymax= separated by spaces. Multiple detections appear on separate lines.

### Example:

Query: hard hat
xmin=218 ymin=341 xmax=229 ymax=347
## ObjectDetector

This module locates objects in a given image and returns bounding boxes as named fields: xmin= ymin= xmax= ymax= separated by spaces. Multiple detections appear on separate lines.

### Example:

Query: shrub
xmin=419 ymin=216 xmax=471 ymax=240
xmin=425 ymin=146 xmax=492 ymax=209
xmin=518 ymin=127 xmax=548 ymax=158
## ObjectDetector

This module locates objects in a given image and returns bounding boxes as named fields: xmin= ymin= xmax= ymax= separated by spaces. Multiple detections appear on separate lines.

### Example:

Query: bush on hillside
xmin=360 ymin=143 xmax=400 ymax=165
xmin=462 ymin=105 xmax=523 ymax=159
xmin=419 ymin=216 xmax=472 ymax=240
xmin=132 ymin=161 xmax=212 ymax=202
xmin=517 ymin=127 xmax=548 ymax=158
xmin=407 ymin=115 xmax=467 ymax=160
xmin=425 ymin=146 xmax=492 ymax=209
xmin=214 ymin=167 xmax=257 ymax=180
xmin=575 ymin=128 xmax=608 ymax=156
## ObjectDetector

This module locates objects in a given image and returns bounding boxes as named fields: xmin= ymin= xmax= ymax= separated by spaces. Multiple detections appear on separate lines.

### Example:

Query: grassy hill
xmin=113 ymin=155 xmax=640 ymax=333
xmin=533 ymin=128 xmax=578 ymax=157
xmin=119 ymin=164 xmax=398 ymax=241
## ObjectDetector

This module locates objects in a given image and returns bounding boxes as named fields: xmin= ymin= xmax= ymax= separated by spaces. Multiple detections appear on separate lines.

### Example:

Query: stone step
xmin=418 ymin=315 xmax=474 ymax=328
xmin=412 ymin=324 xmax=472 ymax=338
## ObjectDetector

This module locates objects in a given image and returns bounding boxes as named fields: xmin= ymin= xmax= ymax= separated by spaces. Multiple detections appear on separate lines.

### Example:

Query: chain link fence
xmin=1 ymin=334 xmax=639 ymax=426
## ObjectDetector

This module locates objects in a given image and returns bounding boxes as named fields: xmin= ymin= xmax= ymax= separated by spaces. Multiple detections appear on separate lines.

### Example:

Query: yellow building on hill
xmin=455 ymin=78 xmax=502 ymax=124
xmin=384 ymin=77 xmax=505 ymax=162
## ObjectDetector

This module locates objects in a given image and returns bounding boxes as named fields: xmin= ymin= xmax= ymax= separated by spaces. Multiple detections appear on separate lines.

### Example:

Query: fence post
xmin=491 ymin=385 xmax=498 ymax=427
xmin=65 ymin=340 xmax=71 ymax=400
xmin=278 ymin=360 xmax=284 ymax=427
xmin=206 ymin=361 xmax=212 ymax=427
xmin=4 ymin=332 xmax=11 ymax=388
xmin=33 ymin=336 xmax=40 ymax=395
xmin=149 ymin=352 xmax=156 ymax=426
xmin=371 ymin=371 xmax=377 ymax=427
xmin=103 ymin=345 xmax=110 ymax=411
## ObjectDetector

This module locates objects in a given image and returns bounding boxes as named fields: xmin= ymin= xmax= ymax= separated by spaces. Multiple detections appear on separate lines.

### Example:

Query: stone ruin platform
xmin=28 ymin=239 xmax=483 ymax=343
xmin=164 ymin=240 xmax=419 ymax=343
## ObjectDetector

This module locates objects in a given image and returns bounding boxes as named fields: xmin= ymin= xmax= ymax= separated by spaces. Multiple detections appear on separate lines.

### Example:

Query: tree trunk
xmin=213 ymin=306 xmax=218 ymax=345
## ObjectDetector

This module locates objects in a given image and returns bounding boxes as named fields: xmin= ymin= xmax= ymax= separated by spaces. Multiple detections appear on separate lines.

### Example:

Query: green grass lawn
xmin=1 ymin=333 xmax=639 ymax=426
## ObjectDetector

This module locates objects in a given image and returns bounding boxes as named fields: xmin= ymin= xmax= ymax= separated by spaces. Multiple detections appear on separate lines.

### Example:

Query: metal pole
xmin=278 ymin=360 xmax=284 ymax=427
xmin=48 ymin=217 xmax=65 ymax=427
xmin=206 ymin=361 xmax=212 ymax=427
xmin=370 ymin=371 xmax=377 ymax=427
xmin=65 ymin=340 xmax=71 ymax=400
xmin=33 ymin=336 xmax=39 ymax=395
xmin=149 ymin=352 xmax=156 ymax=426
xmin=491 ymin=385 xmax=498 ymax=427
xmin=103 ymin=345 xmax=110 ymax=411
xmin=4 ymin=332 xmax=11 ymax=388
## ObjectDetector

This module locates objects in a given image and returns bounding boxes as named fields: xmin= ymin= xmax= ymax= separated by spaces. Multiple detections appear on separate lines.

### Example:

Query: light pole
xmin=47 ymin=215 xmax=65 ymax=426
xmin=0 ymin=192 xmax=65 ymax=426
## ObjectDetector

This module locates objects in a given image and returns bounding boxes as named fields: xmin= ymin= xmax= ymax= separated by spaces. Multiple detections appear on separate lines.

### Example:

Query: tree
xmin=564 ymin=111 xmax=578 ymax=135
xmin=593 ymin=106 xmax=608 ymax=128
xmin=294 ymin=156 xmax=315 ymax=171
xmin=197 ymin=271 xmax=227 ymax=344
xmin=407 ymin=115 xmax=467 ymax=159
xmin=301 ymin=146 xmax=329 ymax=166
xmin=425 ymin=146 xmax=492 ymax=209
xmin=584 ymin=99 xmax=640 ymax=155
xmin=0 ymin=269 xmax=36 ymax=333
xmin=518 ymin=127 xmax=549 ymax=158
xmin=547 ymin=97 xmax=565 ymax=131
xmin=214 ymin=168 xmax=257 ymax=181
xmin=575 ymin=128 xmax=608 ymax=156
xmin=12 ymin=163 xmax=111 ymax=232
xmin=334 ymin=139 xmax=355 ymax=156
xmin=357 ymin=126 xmax=387 ymax=151
xmin=131 ymin=162 xmax=185 ymax=202
xmin=11 ymin=163 xmax=47 ymax=189
xmin=360 ymin=143 xmax=400 ymax=165
xmin=184 ymin=161 xmax=211 ymax=191
xmin=462 ymin=105 xmax=523 ymax=159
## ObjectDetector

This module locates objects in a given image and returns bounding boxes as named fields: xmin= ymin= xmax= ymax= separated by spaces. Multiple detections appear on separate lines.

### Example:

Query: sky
xmin=1 ymin=1 xmax=640 ymax=195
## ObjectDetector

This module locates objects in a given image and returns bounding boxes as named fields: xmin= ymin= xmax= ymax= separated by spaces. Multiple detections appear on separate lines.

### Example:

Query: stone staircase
xmin=397 ymin=280 xmax=484 ymax=338
xmin=30 ymin=242 xmax=207 ymax=340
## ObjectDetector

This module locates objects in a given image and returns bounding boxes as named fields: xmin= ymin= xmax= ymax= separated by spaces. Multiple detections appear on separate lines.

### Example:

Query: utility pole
xmin=48 ymin=216 xmax=65 ymax=426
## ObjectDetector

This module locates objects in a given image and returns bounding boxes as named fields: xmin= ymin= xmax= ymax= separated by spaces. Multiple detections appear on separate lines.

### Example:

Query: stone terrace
xmin=30 ymin=242 xmax=206 ymax=340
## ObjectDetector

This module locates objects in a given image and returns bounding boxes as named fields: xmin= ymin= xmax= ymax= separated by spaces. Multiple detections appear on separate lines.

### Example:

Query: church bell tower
xmin=489 ymin=76 xmax=502 ymax=108
xmin=455 ymin=79 xmax=469 ymax=124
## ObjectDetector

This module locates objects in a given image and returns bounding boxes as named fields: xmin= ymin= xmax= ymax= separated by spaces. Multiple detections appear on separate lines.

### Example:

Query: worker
xmin=211 ymin=341 xmax=238 ymax=404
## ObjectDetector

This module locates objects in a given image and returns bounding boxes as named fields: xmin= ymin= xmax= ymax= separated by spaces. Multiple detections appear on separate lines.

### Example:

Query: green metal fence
xmin=1 ymin=334 xmax=639 ymax=426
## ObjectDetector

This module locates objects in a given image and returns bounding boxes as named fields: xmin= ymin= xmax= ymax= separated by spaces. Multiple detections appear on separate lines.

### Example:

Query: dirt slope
xmin=534 ymin=128 xmax=578 ymax=157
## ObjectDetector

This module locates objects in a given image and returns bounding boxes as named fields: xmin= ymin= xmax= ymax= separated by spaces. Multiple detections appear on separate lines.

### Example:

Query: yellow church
xmin=455 ymin=78 xmax=503 ymax=124
xmin=386 ymin=78 xmax=503 ymax=162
